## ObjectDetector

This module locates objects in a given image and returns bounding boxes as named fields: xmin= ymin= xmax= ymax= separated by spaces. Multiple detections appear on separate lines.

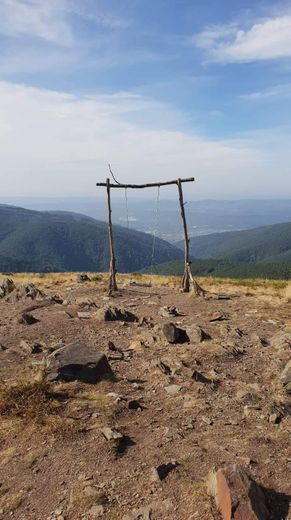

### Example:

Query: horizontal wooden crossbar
xmin=96 ymin=177 xmax=195 ymax=189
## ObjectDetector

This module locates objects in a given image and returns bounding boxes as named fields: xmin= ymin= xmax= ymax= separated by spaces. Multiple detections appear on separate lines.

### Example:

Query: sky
xmin=1 ymin=0 xmax=291 ymax=199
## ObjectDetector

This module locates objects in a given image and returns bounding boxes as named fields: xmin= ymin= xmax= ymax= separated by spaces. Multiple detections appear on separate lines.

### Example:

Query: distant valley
xmin=2 ymin=197 xmax=291 ymax=243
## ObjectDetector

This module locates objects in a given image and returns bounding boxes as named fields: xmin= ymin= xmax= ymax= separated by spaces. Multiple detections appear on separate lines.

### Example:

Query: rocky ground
xmin=0 ymin=273 xmax=290 ymax=520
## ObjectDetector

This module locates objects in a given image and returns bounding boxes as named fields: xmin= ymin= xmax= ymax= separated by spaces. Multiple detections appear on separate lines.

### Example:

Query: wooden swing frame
xmin=96 ymin=175 xmax=205 ymax=296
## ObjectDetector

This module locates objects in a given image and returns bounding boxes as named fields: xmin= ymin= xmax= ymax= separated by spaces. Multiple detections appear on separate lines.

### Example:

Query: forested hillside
xmin=0 ymin=205 xmax=183 ymax=272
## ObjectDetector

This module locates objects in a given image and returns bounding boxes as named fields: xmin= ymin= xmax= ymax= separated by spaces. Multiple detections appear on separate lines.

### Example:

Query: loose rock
xmin=162 ymin=322 xmax=188 ymax=344
xmin=18 ymin=312 xmax=39 ymax=325
xmin=280 ymin=360 xmax=291 ymax=386
xmin=185 ymin=324 xmax=210 ymax=343
xmin=207 ymin=464 xmax=269 ymax=520
xmin=100 ymin=427 xmax=123 ymax=441
xmin=45 ymin=342 xmax=113 ymax=383
xmin=0 ymin=277 xmax=15 ymax=298
xmin=270 ymin=330 xmax=291 ymax=351
xmin=97 ymin=306 xmax=138 ymax=322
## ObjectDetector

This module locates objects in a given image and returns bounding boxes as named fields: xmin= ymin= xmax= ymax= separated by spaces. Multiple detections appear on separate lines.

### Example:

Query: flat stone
xmin=100 ymin=427 xmax=123 ymax=441
xmin=160 ymin=306 xmax=184 ymax=317
xmin=77 ymin=312 xmax=91 ymax=319
xmin=165 ymin=384 xmax=182 ymax=395
xmin=88 ymin=505 xmax=104 ymax=518
xmin=45 ymin=342 xmax=113 ymax=383
xmin=123 ymin=506 xmax=151 ymax=520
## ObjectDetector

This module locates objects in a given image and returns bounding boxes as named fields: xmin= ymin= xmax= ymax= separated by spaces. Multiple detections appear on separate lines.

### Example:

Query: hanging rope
xmin=124 ymin=187 xmax=129 ymax=229
xmin=150 ymin=186 xmax=160 ymax=274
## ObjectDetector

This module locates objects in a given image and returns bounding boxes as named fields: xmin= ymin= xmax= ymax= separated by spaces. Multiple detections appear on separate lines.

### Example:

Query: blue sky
xmin=1 ymin=0 xmax=291 ymax=198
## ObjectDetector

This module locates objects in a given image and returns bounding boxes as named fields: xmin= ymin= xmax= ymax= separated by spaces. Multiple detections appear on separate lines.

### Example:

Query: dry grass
xmin=0 ymin=447 xmax=16 ymax=467
xmin=0 ymin=379 xmax=65 ymax=422
xmin=1 ymin=271 xmax=290 ymax=301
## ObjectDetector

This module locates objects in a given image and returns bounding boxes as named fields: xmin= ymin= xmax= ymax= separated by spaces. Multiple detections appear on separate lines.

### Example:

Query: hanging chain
xmin=150 ymin=186 xmax=160 ymax=273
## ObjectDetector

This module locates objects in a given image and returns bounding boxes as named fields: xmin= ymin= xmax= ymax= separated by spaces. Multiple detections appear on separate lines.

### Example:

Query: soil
xmin=0 ymin=276 xmax=290 ymax=520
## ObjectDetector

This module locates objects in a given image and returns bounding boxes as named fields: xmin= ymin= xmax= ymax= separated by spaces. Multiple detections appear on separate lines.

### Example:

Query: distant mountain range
xmin=176 ymin=222 xmax=291 ymax=263
xmin=3 ymin=197 xmax=291 ymax=242
xmin=0 ymin=205 xmax=183 ymax=273
xmin=142 ymin=259 xmax=291 ymax=280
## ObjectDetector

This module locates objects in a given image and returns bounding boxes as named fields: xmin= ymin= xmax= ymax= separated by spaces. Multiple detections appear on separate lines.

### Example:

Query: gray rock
xmin=88 ymin=505 xmax=104 ymax=518
xmin=192 ymin=370 xmax=212 ymax=384
xmin=45 ymin=342 xmax=113 ymax=383
xmin=150 ymin=461 xmax=179 ymax=482
xmin=0 ymin=277 xmax=15 ymax=298
xmin=100 ymin=427 xmax=123 ymax=441
xmin=20 ymin=340 xmax=43 ymax=354
xmin=7 ymin=283 xmax=44 ymax=302
xmin=77 ymin=274 xmax=90 ymax=282
xmin=18 ymin=312 xmax=39 ymax=325
xmin=165 ymin=384 xmax=182 ymax=395
xmin=185 ymin=324 xmax=210 ymax=342
xmin=160 ymin=306 xmax=184 ymax=318
xmin=162 ymin=322 xmax=188 ymax=344
xmin=280 ymin=360 xmax=291 ymax=386
xmin=97 ymin=306 xmax=138 ymax=322
xmin=123 ymin=506 xmax=151 ymax=520
xmin=270 ymin=331 xmax=291 ymax=351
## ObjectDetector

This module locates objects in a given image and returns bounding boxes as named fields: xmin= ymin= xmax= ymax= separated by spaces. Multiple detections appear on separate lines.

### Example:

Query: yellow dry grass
xmin=1 ymin=271 xmax=290 ymax=299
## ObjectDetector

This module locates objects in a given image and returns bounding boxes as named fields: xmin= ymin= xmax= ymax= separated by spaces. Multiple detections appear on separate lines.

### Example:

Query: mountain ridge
xmin=0 ymin=205 xmax=183 ymax=273
xmin=176 ymin=221 xmax=291 ymax=263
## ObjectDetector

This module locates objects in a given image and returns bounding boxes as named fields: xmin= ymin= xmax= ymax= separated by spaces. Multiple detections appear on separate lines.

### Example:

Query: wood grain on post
xmin=96 ymin=177 xmax=194 ymax=189
xmin=177 ymin=178 xmax=190 ymax=292
xmin=106 ymin=178 xmax=118 ymax=293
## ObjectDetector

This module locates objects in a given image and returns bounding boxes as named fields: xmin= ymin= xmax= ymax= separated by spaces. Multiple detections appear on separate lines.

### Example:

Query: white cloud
xmin=0 ymin=0 xmax=74 ymax=46
xmin=194 ymin=15 xmax=291 ymax=63
xmin=241 ymin=84 xmax=291 ymax=101
xmin=0 ymin=0 xmax=130 ymax=47
xmin=1 ymin=81 xmax=290 ymax=198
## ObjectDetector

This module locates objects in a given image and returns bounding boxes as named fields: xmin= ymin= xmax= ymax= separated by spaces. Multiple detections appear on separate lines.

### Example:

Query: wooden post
xmin=106 ymin=178 xmax=118 ymax=293
xmin=177 ymin=178 xmax=190 ymax=292
xmin=97 ymin=175 xmax=204 ymax=295
xmin=177 ymin=178 xmax=206 ymax=296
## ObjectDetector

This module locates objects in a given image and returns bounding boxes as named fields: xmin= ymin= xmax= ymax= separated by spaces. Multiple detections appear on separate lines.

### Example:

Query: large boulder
xmin=45 ymin=342 xmax=113 ymax=383
xmin=207 ymin=465 xmax=269 ymax=520
xmin=6 ymin=283 xmax=44 ymax=302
